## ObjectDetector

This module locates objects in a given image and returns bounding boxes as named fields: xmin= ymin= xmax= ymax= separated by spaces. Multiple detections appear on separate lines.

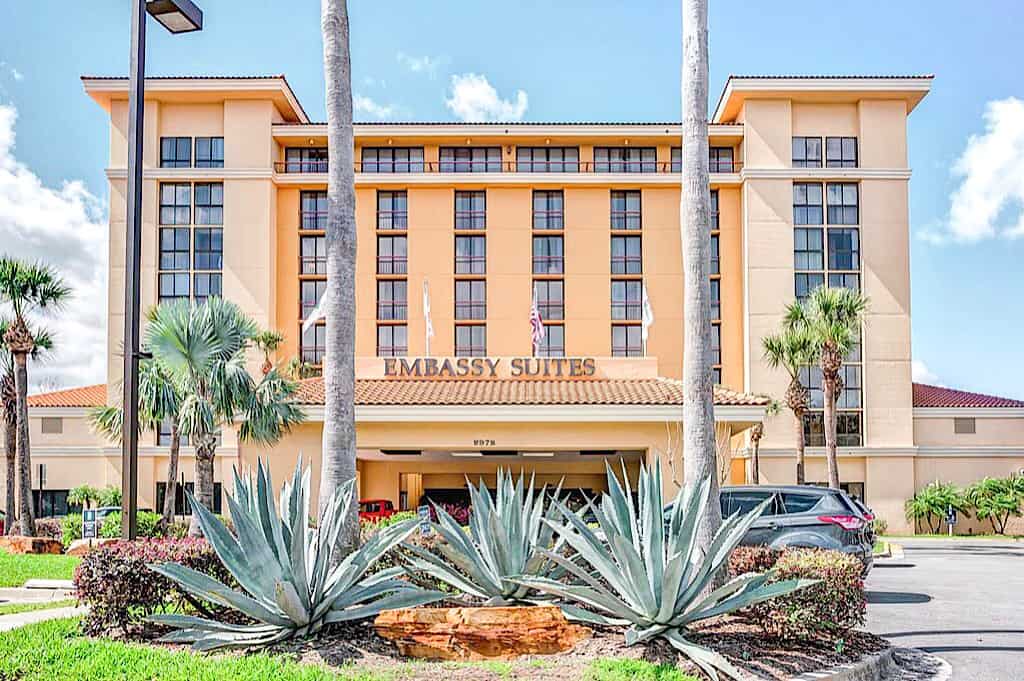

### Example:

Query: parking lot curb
xmin=786 ymin=647 xmax=896 ymax=681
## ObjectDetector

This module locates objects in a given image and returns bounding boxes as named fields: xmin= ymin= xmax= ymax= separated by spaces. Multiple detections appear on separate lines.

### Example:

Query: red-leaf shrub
xmin=730 ymin=548 xmax=865 ymax=639
xmin=428 ymin=502 xmax=471 ymax=526
xmin=73 ymin=538 xmax=232 ymax=636
xmin=728 ymin=545 xmax=782 ymax=575
xmin=33 ymin=518 xmax=63 ymax=541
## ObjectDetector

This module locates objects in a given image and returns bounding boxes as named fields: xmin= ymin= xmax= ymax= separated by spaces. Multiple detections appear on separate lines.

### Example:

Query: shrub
xmin=97 ymin=485 xmax=122 ymax=508
xmin=728 ymin=545 xmax=781 ymax=575
xmin=735 ymin=548 xmax=865 ymax=640
xmin=905 ymin=481 xmax=968 ymax=534
xmin=73 ymin=538 xmax=232 ymax=635
xmin=33 ymin=518 xmax=62 ymax=541
xmin=964 ymin=476 xmax=1024 ymax=535
xmin=871 ymin=517 xmax=888 ymax=536
xmin=61 ymin=514 xmax=83 ymax=549
xmin=100 ymin=511 xmax=163 ymax=540
xmin=428 ymin=502 xmax=470 ymax=525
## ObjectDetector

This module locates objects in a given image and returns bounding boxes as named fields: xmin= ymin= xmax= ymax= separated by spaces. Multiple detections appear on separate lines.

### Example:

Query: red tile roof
xmin=28 ymin=384 xmax=106 ymax=408
xmin=913 ymin=383 xmax=1024 ymax=409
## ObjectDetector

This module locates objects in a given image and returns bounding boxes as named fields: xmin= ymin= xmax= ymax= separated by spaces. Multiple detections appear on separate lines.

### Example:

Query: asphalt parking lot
xmin=865 ymin=539 xmax=1024 ymax=680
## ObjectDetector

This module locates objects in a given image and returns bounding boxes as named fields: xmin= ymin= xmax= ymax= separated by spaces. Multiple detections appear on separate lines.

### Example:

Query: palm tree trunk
xmin=12 ymin=353 xmax=34 ymax=536
xmin=680 ymin=0 xmax=720 ymax=557
xmin=189 ymin=438 xmax=216 ymax=537
xmin=822 ymin=375 xmax=840 ymax=489
xmin=162 ymin=426 xmax=181 ymax=523
xmin=793 ymin=410 xmax=806 ymax=485
xmin=320 ymin=0 xmax=359 ymax=556
xmin=4 ymin=417 xmax=16 ymax=535
xmin=750 ymin=432 xmax=761 ymax=485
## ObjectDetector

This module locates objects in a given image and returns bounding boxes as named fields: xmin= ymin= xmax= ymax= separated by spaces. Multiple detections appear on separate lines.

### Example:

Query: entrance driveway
xmin=865 ymin=539 xmax=1024 ymax=680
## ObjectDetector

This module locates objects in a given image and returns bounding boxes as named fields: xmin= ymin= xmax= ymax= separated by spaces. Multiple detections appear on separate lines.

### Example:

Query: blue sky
xmin=1 ymin=1 xmax=1022 ymax=397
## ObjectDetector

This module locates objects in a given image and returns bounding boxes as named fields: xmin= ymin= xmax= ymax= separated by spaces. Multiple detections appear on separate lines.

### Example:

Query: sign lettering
xmin=383 ymin=357 xmax=597 ymax=379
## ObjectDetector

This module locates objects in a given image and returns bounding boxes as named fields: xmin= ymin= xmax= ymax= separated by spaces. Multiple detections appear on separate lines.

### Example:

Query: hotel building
xmin=7 ymin=74 xmax=1024 ymax=534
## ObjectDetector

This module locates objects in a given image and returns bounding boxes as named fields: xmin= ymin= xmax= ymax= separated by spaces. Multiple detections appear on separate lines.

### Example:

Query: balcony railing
xmin=274 ymin=160 xmax=744 ymax=174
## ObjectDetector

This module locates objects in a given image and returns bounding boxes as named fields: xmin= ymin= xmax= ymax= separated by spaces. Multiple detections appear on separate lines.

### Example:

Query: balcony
xmin=273 ymin=160 xmax=743 ymax=175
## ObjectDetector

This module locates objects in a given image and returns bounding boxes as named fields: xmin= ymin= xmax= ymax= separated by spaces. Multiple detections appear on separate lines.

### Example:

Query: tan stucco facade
xmin=8 ymin=74 xmax=1024 ymax=535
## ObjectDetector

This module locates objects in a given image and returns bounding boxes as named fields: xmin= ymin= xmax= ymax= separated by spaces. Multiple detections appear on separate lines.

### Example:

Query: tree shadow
xmin=865 ymin=590 xmax=931 ymax=604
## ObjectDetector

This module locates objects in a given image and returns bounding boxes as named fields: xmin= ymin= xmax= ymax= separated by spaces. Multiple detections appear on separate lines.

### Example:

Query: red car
xmin=358 ymin=498 xmax=396 ymax=522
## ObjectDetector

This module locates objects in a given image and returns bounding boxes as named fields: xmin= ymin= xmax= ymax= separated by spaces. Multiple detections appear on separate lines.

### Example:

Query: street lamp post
xmin=120 ymin=0 xmax=203 ymax=541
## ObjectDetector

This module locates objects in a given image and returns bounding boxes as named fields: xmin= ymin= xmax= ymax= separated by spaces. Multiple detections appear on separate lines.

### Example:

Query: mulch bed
xmin=258 ymin=616 xmax=889 ymax=681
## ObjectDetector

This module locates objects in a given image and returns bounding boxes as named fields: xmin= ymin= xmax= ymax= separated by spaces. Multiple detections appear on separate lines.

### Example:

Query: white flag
xmin=641 ymin=282 xmax=655 ymax=342
xmin=301 ymin=290 xmax=326 ymax=335
xmin=423 ymin=279 xmax=434 ymax=354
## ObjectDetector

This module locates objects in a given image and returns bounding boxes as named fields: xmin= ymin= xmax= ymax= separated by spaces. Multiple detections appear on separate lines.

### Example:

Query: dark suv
xmin=721 ymin=485 xmax=874 ymax=574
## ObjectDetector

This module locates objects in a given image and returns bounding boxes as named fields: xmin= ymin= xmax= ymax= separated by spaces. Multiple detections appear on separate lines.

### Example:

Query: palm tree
xmin=784 ymin=287 xmax=869 ymax=489
xmin=89 ymin=360 xmax=183 ymax=524
xmin=748 ymin=398 xmax=781 ymax=484
xmin=144 ymin=298 xmax=305 ymax=536
xmin=762 ymin=327 xmax=817 ymax=484
xmin=321 ymin=0 xmax=360 ymax=555
xmin=679 ymin=0 xmax=719 ymax=554
xmin=0 ymin=259 xmax=70 ymax=536
xmin=252 ymin=330 xmax=284 ymax=376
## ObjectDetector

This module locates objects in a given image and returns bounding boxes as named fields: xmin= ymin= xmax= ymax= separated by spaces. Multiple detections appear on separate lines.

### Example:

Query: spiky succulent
xmin=403 ymin=469 xmax=576 ymax=604
xmin=148 ymin=459 xmax=446 ymax=651
xmin=513 ymin=461 xmax=816 ymax=680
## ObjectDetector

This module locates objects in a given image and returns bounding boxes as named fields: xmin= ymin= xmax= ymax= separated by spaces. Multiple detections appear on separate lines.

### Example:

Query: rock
xmin=0 ymin=536 xmax=63 ymax=555
xmin=374 ymin=605 xmax=591 ymax=660
xmin=65 ymin=538 xmax=120 ymax=556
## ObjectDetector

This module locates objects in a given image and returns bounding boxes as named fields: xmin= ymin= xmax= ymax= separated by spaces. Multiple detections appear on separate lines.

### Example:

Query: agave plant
xmin=403 ymin=469 xmax=575 ymax=605
xmin=148 ymin=459 xmax=446 ymax=651
xmin=513 ymin=461 xmax=816 ymax=680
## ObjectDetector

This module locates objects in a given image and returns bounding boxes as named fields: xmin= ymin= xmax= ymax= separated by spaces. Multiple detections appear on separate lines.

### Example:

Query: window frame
xmin=610 ymin=190 xmax=642 ymax=230
xmin=160 ymin=136 xmax=192 ymax=168
xmin=377 ymin=191 xmax=408 ymax=230
xmin=454 ymin=190 xmax=486 ymax=230
xmin=194 ymin=136 xmax=224 ymax=168
xmin=825 ymin=137 xmax=858 ymax=168
xmin=792 ymin=136 xmax=823 ymax=168
xmin=454 ymin=279 xmax=486 ymax=320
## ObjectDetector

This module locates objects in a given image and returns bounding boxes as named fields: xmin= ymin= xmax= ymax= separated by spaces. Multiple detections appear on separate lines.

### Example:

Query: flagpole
xmin=423 ymin=279 xmax=432 ymax=357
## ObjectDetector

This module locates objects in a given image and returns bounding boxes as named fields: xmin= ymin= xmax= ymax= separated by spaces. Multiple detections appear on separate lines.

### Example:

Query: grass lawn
xmin=0 ymin=617 xmax=386 ymax=681
xmin=0 ymin=598 xmax=76 ymax=616
xmin=585 ymin=659 xmax=699 ymax=681
xmin=0 ymin=549 xmax=80 ymax=587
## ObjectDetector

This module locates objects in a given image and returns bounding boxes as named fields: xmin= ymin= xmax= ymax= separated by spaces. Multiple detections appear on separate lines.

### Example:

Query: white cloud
xmin=9 ymin=68 xmax=23 ymax=82
xmin=935 ymin=97 xmax=1024 ymax=242
xmin=912 ymin=360 xmax=942 ymax=386
xmin=353 ymin=94 xmax=395 ymax=120
xmin=396 ymin=52 xmax=443 ymax=78
xmin=445 ymin=73 xmax=528 ymax=122
xmin=0 ymin=104 xmax=107 ymax=392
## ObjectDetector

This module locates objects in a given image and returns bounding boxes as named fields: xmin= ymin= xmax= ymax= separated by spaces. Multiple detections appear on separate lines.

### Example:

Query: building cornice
xmin=740 ymin=168 xmax=912 ymax=181
xmin=273 ymin=171 xmax=743 ymax=187
xmin=28 ymin=445 xmax=239 ymax=459
xmin=754 ymin=446 xmax=919 ymax=459
xmin=913 ymin=407 xmax=1024 ymax=418
xmin=271 ymin=123 xmax=745 ymax=139
xmin=106 ymin=168 xmax=273 ymax=181
xmin=299 ymin=404 xmax=765 ymax=424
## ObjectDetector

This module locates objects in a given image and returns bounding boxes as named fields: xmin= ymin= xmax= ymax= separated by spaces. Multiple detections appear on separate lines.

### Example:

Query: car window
xmin=720 ymin=491 xmax=774 ymax=516
xmin=780 ymin=492 xmax=845 ymax=514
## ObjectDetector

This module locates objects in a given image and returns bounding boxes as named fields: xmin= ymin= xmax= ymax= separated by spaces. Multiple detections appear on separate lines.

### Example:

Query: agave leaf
xmin=664 ymin=629 xmax=749 ymax=681
xmin=148 ymin=562 xmax=291 ymax=627
xmin=557 ymin=602 xmax=630 ymax=626
xmin=275 ymin=580 xmax=310 ymax=626
xmin=324 ymin=588 xmax=448 ymax=624
xmin=403 ymin=548 xmax=491 ymax=600
xmin=148 ymin=614 xmax=280 ymax=635
xmin=512 ymin=576 xmax=637 ymax=623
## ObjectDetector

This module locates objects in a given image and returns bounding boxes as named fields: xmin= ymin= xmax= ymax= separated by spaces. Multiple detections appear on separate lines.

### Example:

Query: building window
xmin=516 ymin=147 xmax=579 ymax=172
xmin=532 ymin=236 xmax=564 ymax=275
xmin=711 ymin=323 xmax=721 ymax=369
xmin=792 ymin=137 xmax=822 ymax=168
xmin=157 ymin=420 xmax=188 ymax=446
xmin=795 ymin=273 xmax=825 ymax=302
xmin=32 ymin=489 xmax=76 ymax=518
xmin=954 ymin=417 xmax=976 ymax=435
xmin=611 ymin=236 xmax=642 ymax=274
xmin=377 ymin=235 xmax=408 ymax=275
xmin=377 ymin=324 xmax=408 ymax=357
xmin=709 ymin=146 xmax=734 ymax=172
xmin=193 ymin=229 xmax=223 ymax=273
xmin=301 ymin=280 xmax=328 ymax=320
xmin=455 ymin=191 xmax=486 ymax=230
xmin=710 ymin=279 xmax=720 ymax=320
xmin=826 ymin=183 xmax=859 ymax=225
xmin=535 ymin=324 xmax=565 ymax=356
xmin=194 ymin=183 xmax=223 ymax=225
xmin=301 ymin=235 xmax=327 ymax=275
xmin=710 ymin=234 xmax=720 ymax=274
xmin=799 ymin=366 xmax=863 ymax=446
xmin=195 ymin=137 xmax=224 ymax=168
xmin=710 ymin=189 xmax=719 ymax=230
xmin=160 ymin=183 xmax=191 ymax=225
xmin=455 ymin=325 xmax=486 ymax=357
xmin=160 ymin=137 xmax=191 ymax=168
xmin=377 ymin=280 xmax=408 ymax=320
xmin=804 ymin=412 xmax=862 ymax=447
xmin=301 ymin=191 xmax=328 ymax=230
xmin=284 ymin=147 xmax=328 ymax=173
xmin=793 ymin=183 xmax=823 ymax=225
xmin=455 ymin=235 xmax=486 ymax=275
xmin=794 ymin=228 xmax=824 ymax=271
xmin=610 ymin=190 xmax=641 ymax=230
xmin=671 ymin=147 xmax=682 ymax=173
xmin=828 ymin=228 xmax=860 ymax=270
xmin=826 ymin=137 xmax=858 ymax=168
xmin=440 ymin=147 xmax=501 ymax=173
xmin=300 ymin=324 xmax=326 ymax=364
xmin=377 ymin=191 xmax=408 ymax=230
xmin=40 ymin=417 xmax=63 ymax=435
xmin=534 ymin=280 xmax=564 ymax=320
xmin=611 ymin=280 xmax=642 ymax=320
xmin=157 ymin=482 xmax=222 ymax=515
xmin=611 ymin=324 xmax=643 ymax=357
xmin=454 ymin=280 xmax=486 ymax=320
xmin=158 ymin=272 xmax=190 ymax=303
xmin=160 ymin=228 xmax=190 ymax=271
xmin=594 ymin=147 xmax=656 ymax=173
xmin=828 ymin=273 xmax=860 ymax=291
xmin=532 ymin=190 xmax=564 ymax=230
xmin=361 ymin=147 xmax=424 ymax=173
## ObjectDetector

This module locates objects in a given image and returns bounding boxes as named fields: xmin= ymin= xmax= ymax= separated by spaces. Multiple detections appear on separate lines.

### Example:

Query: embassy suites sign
xmin=383 ymin=357 xmax=598 ymax=379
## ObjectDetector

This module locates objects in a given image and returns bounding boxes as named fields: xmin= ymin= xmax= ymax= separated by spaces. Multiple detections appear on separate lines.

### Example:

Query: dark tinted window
xmin=780 ymin=492 xmax=845 ymax=514
xmin=720 ymin=491 xmax=774 ymax=516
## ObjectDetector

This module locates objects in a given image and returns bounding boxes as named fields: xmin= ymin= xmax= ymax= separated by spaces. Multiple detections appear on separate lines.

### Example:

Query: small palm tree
xmin=784 ymin=287 xmax=869 ymax=489
xmin=252 ymin=330 xmax=284 ymax=376
xmin=89 ymin=360 xmax=183 ymax=524
xmin=0 ymin=259 xmax=70 ymax=536
xmin=748 ymin=397 xmax=781 ymax=484
xmin=762 ymin=327 xmax=817 ymax=485
xmin=67 ymin=484 xmax=100 ymax=511
xmin=144 ymin=298 xmax=305 ymax=536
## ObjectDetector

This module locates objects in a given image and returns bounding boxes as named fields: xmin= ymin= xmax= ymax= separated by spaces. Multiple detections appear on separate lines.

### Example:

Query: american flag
xmin=530 ymin=286 xmax=545 ymax=352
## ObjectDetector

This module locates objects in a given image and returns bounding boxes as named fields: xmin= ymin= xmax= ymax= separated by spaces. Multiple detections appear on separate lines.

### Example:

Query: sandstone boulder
xmin=374 ymin=605 xmax=590 ymax=660
xmin=0 ymin=536 xmax=63 ymax=555
xmin=65 ymin=537 xmax=121 ymax=556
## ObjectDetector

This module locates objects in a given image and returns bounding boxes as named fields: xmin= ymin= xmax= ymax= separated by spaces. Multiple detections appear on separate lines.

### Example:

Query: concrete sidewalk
xmin=0 ymin=605 xmax=85 ymax=632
